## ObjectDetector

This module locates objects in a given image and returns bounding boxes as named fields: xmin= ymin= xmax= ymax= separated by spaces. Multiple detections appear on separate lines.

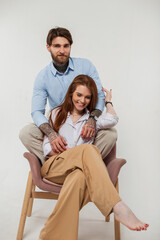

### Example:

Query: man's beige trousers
xmin=39 ymin=144 xmax=121 ymax=240
xmin=19 ymin=123 xmax=117 ymax=164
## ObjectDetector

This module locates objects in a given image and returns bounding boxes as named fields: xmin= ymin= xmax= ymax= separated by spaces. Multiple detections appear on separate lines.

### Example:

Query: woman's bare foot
xmin=113 ymin=201 xmax=149 ymax=231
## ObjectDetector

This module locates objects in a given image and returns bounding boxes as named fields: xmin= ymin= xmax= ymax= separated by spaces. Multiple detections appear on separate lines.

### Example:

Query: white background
xmin=0 ymin=0 xmax=160 ymax=239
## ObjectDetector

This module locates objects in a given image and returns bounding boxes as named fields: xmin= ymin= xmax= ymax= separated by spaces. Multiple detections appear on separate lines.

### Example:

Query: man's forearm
xmin=39 ymin=123 xmax=58 ymax=140
xmin=81 ymin=109 xmax=101 ymax=139
xmin=90 ymin=109 xmax=102 ymax=118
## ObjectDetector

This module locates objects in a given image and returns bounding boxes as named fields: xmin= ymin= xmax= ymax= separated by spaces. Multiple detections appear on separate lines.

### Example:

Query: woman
xmin=43 ymin=74 xmax=118 ymax=157
xmin=38 ymin=75 xmax=148 ymax=240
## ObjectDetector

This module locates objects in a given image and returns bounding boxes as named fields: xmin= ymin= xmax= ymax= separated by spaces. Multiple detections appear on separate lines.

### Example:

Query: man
xmin=19 ymin=27 xmax=117 ymax=166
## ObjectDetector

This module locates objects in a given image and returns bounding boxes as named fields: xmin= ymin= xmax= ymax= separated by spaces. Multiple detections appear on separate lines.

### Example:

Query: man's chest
xmin=46 ymin=71 xmax=83 ymax=100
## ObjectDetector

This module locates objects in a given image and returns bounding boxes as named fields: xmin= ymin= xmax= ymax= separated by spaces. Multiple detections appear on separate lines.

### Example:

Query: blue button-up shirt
xmin=31 ymin=57 xmax=105 ymax=127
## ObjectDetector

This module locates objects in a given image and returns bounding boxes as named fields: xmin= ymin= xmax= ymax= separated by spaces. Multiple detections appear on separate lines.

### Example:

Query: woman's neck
xmin=70 ymin=109 xmax=85 ymax=125
xmin=71 ymin=109 xmax=85 ymax=116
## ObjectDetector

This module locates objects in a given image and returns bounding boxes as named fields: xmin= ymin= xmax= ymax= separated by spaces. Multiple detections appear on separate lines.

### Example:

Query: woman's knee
xmin=82 ymin=144 xmax=98 ymax=153
xmin=80 ymin=144 xmax=100 ymax=162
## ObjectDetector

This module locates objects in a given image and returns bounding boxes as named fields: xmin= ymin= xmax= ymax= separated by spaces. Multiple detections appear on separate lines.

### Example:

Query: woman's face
xmin=72 ymin=85 xmax=91 ymax=113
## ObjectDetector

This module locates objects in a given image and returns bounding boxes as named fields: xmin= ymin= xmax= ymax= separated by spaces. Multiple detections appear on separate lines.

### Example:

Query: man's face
xmin=47 ymin=37 xmax=71 ymax=65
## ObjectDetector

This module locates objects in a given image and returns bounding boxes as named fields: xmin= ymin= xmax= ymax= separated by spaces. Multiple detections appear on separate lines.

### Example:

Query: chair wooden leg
xmin=114 ymin=179 xmax=120 ymax=240
xmin=17 ymin=172 xmax=34 ymax=240
xmin=114 ymin=217 xmax=121 ymax=240
xmin=27 ymin=183 xmax=35 ymax=217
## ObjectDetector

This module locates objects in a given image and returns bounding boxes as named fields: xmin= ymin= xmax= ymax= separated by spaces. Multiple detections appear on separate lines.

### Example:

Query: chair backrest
xmin=107 ymin=158 xmax=126 ymax=185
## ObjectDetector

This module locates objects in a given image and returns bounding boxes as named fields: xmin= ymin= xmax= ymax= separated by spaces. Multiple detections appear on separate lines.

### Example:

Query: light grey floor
xmin=1 ymin=180 xmax=115 ymax=240
xmin=16 ymin=201 xmax=115 ymax=240
xmin=1 ymin=168 xmax=151 ymax=240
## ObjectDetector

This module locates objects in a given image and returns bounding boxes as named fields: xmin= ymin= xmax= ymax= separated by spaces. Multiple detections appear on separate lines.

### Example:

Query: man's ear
xmin=46 ymin=44 xmax=51 ymax=52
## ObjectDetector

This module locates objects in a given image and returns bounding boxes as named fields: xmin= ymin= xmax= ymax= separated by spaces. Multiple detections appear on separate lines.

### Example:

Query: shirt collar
xmin=50 ymin=57 xmax=74 ymax=76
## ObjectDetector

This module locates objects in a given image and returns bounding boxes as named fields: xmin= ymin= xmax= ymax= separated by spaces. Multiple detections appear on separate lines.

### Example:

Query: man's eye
xmin=64 ymin=44 xmax=70 ymax=48
xmin=53 ymin=45 xmax=60 ymax=48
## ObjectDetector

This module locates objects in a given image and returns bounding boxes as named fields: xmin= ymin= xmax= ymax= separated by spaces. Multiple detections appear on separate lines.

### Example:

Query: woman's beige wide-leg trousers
xmin=39 ymin=144 xmax=121 ymax=240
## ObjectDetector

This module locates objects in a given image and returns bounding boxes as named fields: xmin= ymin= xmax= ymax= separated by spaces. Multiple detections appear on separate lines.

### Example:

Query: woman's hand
xmin=102 ymin=87 xmax=112 ymax=102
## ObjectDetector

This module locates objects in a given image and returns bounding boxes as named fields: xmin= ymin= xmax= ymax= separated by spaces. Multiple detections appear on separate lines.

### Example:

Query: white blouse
xmin=43 ymin=108 xmax=119 ymax=157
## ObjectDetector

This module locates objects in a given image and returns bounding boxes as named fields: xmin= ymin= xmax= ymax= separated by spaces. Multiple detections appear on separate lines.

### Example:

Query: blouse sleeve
xmin=96 ymin=113 xmax=119 ymax=130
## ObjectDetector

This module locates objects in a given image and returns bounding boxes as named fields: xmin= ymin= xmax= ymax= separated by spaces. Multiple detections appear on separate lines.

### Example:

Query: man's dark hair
xmin=46 ymin=27 xmax=73 ymax=46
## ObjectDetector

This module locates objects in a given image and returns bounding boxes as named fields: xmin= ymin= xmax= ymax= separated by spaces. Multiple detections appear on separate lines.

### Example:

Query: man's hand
xmin=48 ymin=132 xmax=67 ymax=153
xmin=39 ymin=123 xmax=67 ymax=153
xmin=81 ymin=117 xmax=96 ymax=140
xmin=102 ymin=87 xmax=112 ymax=102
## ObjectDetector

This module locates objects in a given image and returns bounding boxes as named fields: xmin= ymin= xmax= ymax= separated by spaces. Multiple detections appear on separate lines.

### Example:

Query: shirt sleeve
xmin=96 ymin=113 xmax=119 ymax=130
xmin=85 ymin=59 xmax=105 ymax=111
xmin=31 ymin=73 xmax=49 ymax=127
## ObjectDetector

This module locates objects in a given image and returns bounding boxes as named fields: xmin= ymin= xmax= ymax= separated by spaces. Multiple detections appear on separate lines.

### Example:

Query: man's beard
xmin=51 ymin=53 xmax=70 ymax=67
